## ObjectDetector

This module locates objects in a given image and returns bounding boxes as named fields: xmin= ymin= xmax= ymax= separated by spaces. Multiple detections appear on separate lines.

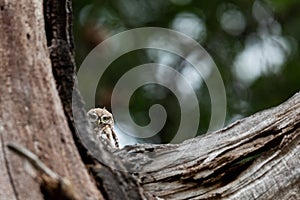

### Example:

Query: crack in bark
xmin=0 ymin=135 xmax=19 ymax=200
xmin=114 ymin=93 xmax=300 ymax=199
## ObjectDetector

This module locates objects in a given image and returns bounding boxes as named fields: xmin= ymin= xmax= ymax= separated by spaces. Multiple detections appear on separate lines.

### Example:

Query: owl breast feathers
xmin=87 ymin=108 xmax=119 ymax=149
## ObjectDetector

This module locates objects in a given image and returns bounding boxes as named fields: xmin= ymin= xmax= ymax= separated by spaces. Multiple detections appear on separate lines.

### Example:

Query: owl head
xmin=87 ymin=108 xmax=114 ymax=128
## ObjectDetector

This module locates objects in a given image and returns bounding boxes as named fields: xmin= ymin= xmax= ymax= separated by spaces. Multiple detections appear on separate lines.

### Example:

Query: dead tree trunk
xmin=0 ymin=0 xmax=299 ymax=200
xmin=116 ymin=92 xmax=300 ymax=199
xmin=0 ymin=0 xmax=102 ymax=199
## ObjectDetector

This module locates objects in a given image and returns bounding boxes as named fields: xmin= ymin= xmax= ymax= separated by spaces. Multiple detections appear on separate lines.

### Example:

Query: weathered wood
xmin=0 ymin=0 xmax=102 ymax=199
xmin=116 ymin=93 xmax=300 ymax=199
xmin=7 ymin=143 xmax=81 ymax=200
xmin=43 ymin=0 xmax=149 ymax=199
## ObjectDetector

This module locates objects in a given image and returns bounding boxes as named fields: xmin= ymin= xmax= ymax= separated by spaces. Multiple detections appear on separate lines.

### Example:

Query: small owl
xmin=87 ymin=108 xmax=119 ymax=149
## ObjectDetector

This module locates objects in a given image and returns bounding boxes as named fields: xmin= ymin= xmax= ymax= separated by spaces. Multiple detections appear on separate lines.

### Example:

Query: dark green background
xmin=73 ymin=0 xmax=300 ymax=145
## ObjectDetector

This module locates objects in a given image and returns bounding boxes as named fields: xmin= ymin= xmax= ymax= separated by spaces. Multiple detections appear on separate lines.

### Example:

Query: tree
xmin=0 ymin=0 xmax=299 ymax=200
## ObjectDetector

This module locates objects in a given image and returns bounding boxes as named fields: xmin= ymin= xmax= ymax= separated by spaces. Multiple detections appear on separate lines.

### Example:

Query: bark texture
xmin=116 ymin=93 xmax=300 ymax=199
xmin=43 ymin=0 xmax=148 ymax=199
xmin=0 ymin=0 xmax=148 ymax=200
xmin=0 ymin=0 xmax=102 ymax=199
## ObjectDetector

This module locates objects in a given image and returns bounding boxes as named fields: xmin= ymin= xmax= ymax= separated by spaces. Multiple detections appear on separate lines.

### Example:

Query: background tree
xmin=72 ymin=0 xmax=300 ymax=145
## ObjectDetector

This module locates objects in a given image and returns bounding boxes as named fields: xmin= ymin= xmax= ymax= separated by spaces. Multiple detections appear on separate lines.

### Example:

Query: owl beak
xmin=97 ymin=119 xmax=102 ymax=125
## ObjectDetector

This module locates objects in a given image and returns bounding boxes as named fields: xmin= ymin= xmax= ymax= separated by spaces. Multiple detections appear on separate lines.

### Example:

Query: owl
xmin=87 ymin=108 xmax=119 ymax=149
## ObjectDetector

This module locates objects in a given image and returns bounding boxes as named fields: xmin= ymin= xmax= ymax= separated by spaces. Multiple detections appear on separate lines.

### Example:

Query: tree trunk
xmin=0 ymin=0 xmax=102 ymax=199
xmin=0 ymin=0 xmax=299 ymax=200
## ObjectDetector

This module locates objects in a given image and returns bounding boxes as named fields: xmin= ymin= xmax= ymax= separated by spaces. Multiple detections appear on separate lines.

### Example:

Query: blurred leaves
xmin=73 ymin=0 xmax=300 ymax=145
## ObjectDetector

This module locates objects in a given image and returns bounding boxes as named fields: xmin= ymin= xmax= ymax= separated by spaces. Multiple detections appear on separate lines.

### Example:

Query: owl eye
xmin=102 ymin=115 xmax=111 ymax=122
xmin=88 ymin=112 xmax=98 ymax=121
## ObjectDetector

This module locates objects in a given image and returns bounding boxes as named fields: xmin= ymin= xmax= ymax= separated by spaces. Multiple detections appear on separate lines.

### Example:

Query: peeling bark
xmin=116 ymin=93 xmax=300 ymax=199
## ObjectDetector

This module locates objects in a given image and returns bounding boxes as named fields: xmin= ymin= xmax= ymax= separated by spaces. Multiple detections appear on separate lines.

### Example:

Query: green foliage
xmin=73 ymin=0 xmax=300 ymax=144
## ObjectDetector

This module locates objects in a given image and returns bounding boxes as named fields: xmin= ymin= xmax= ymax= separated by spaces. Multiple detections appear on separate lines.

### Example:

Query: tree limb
xmin=116 ymin=92 xmax=300 ymax=199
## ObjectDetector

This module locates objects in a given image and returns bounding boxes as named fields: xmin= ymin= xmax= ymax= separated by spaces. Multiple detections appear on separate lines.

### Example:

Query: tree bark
xmin=0 ymin=0 xmax=299 ymax=200
xmin=0 ymin=0 xmax=147 ymax=199
xmin=0 ymin=0 xmax=102 ymax=199
xmin=116 ymin=92 xmax=300 ymax=199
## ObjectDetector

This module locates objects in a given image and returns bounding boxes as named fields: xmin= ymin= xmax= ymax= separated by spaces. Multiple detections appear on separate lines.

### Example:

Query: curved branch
xmin=116 ymin=92 xmax=300 ymax=199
